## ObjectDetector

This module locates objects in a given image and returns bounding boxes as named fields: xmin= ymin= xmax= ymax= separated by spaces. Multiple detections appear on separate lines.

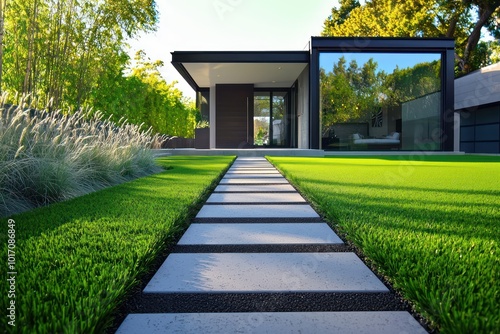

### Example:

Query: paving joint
xmin=172 ymin=244 xmax=349 ymax=253
xmin=193 ymin=217 xmax=324 ymax=223
xmin=122 ymin=292 xmax=406 ymax=314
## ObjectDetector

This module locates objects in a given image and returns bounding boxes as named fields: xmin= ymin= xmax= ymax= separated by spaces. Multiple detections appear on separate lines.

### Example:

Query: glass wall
xmin=319 ymin=52 xmax=442 ymax=151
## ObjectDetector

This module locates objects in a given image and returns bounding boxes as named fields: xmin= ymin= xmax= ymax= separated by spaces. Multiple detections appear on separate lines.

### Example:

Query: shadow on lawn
xmin=297 ymin=177 xmax=500 ymax=198
xmin=323 ymin=155 xmax=500 ymax=163
xmin=289 ymin=175 xmax=499 ymax=243
xmin=315 ymin=191 xmax=498 ymax=242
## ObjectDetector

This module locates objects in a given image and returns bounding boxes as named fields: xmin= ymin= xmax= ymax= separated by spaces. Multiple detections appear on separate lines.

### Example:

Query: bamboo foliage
xmin=2 ymin=0 xmax=158 ymax=109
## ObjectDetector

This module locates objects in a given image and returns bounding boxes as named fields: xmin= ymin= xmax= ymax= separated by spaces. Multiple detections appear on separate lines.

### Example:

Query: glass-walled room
xmin=320 ymin=52 xmax=442 ymax=151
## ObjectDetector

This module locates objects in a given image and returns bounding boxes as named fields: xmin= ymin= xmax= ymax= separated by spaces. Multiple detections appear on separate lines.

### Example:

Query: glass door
xmin=271 ymin=92 xmax=288 ymax=147
xmin=253 ymin=90 xmax=291 ymax=147
xmin=253 ymin=92 xmax=271 ymax=146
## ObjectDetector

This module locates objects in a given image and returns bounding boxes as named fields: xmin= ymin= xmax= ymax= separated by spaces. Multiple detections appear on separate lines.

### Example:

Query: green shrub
xmin=0 ymin=96 xmax=167 ymax=217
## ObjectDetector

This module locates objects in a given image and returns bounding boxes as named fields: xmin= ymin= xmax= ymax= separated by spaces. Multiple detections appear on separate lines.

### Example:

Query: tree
xmin=0 ymin=0 xmax=7 ymax=92
xmin=91 ymin=51 xmax=197 ymax=138
xmin=461 ymin=0 xmax=500 ymax=72
xmin=2 ymin=0 xmax=158 ymax=108
xmin=322 ymin=0 xmax=500 ymax=74
xmin=323 ymin=0 xmax=360 ymax=31
xmin=321 ymin=56 xmax=385 ymax=132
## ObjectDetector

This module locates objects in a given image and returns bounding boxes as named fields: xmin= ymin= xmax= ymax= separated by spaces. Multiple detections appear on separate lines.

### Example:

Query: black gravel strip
xmin=172 ymin=244 xmax=348 ymax=253
xmin=203 ymin=202 xmax=308 ymax=205
xmin=193 ymin=217 xmax=324 ymax=224
xmin=124 ymin=292 xmax=407 ymax=314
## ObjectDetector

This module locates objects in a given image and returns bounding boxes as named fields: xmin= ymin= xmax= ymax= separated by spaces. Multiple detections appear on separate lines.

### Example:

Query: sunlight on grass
xmin=268 ymin=155 xmax=499 ymax=334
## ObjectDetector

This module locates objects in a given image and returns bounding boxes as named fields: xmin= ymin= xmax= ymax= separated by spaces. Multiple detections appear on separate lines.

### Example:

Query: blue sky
xmin=320 ymin=53 xmax=442 ymax=74
xmin=127 ymin=0 xmax=337 ymax=99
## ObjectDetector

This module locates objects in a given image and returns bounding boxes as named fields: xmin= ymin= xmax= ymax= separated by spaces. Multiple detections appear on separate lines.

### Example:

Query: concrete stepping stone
xmin=206 ymin=192 xmax=306 ymax=203
xmin=223 ymin=174 xmax=283 ymax=179
xmin=116 ymin=311 xmax=427 ymax=334
xmin=230 ymin=164 xmax=274 ymax=168
xmin=214 ymin=184 xmax=296 ymax=192
xmin=219 ymin=178 xmax=289 ymax=184
xmin=231 ymin=161 xmax=271 ymax=165
xmin=226 ymin=169 xmax=280 ymax=174
xmin=231 ymin=164 xmax=273 ymax=168
xmin=178 ymin=223 xmax=343 ymax=245
xmin=196 ymin=204 xmax=319 ymax=218
xmin=232 ymin=160 xmax=269 ymax=164
xmin=143 ymin=252 xmax=389 ymax=293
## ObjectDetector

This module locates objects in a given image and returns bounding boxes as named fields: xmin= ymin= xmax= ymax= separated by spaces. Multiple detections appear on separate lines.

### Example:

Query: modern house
xmin=172 ymin=37 xmax=457 ymax=152
xmin=456 ymin=61 xmax=500 ymax=154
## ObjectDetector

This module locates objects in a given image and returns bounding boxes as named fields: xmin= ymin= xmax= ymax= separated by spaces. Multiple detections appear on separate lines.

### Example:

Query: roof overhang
xmin=171 ymin=51 xmax=310 ymax=91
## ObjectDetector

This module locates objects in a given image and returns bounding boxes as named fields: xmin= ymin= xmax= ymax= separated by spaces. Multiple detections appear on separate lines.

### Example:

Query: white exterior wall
xmin=297 ymin=66 xmax=309 ymax=149
xmin=455 ymin=62 xmax=500 ymax=110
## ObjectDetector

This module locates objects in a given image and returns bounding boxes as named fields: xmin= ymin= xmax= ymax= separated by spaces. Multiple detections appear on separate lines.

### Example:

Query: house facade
xmin=172 ymin=37 xmax=457 ymax=151
xmin=456 ymin=61 xmax=500 ymax=154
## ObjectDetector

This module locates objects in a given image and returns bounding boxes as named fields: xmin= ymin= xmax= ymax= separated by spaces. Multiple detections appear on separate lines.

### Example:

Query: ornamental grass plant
xmin=0 ymin=95 xmax=167 ymax=217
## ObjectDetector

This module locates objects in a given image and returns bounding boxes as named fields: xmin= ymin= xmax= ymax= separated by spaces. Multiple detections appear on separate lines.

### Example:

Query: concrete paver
xmin=214 ymin=184 xmax=296 ymax=192
xmin=196 ymin=204 xmax=320 ymax=218
xmin=144 ymin=252 xmax=389 ymax=293
xmin=117 ymin=312 xmax=427 ymax=334
xmin=219 ymin=178 xmax=289 ymax=184
xmin=222 ymin=174 xmax=284 ymax=179
xmin=178 ymin=223 xmax=343 ymax=245
xmin=206 ymin=192 xmax=306 ymax=203
xmin=226 ymin=169 xmax=280 ymax=174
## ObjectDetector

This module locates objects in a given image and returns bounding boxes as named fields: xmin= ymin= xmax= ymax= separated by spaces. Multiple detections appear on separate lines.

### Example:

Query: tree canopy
xmin=0 ymin=0 xmax=196 ymax=137
xmin=322 ymin=0 xmax=500 ymax=74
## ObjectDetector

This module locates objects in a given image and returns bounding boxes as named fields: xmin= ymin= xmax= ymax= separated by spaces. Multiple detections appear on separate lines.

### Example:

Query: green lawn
xmin=1 ymin=156 xmax=234 ymax=333
xmin=268 ymin=155 xmax=499 ymax=334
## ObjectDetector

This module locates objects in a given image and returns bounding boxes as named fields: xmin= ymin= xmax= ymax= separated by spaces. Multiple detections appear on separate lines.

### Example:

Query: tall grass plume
xmin=0 ymin=94 xmax=167 ymax=217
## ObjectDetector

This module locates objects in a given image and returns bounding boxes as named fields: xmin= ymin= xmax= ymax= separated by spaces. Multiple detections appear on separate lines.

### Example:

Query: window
xmin=320 ymin=52 xmax=442 ymax=151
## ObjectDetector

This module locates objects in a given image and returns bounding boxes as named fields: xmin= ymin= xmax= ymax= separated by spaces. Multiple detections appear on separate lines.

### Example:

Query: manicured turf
xmin=1 ymin=156 xmax=234 ymax=333
xmin=268 ymin=155 xmax=499 ymax=334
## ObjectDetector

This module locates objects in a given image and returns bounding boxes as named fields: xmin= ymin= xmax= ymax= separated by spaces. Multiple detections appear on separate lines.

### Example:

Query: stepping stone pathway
xmin=116 ymin=157 xmax=428 ymax=333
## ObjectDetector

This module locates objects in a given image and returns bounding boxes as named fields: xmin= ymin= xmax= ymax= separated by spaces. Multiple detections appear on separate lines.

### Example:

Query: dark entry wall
xmin=216 ymin=84 xmax=254 ymax=148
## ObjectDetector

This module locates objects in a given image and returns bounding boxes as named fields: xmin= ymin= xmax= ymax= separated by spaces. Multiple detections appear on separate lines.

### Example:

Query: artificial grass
xmin=268 ymin=155 xmax=499 ymax=334
xmin=1 ymin=156 xmax=234 ymax=333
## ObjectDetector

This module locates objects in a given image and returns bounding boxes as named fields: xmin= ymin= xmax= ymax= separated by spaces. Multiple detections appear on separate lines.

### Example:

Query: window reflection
xmin=320 ymin=53 xmax=441 ymax=151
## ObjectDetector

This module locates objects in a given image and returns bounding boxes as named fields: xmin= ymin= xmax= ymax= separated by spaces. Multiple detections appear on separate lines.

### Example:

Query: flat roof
xmin=311 ymin=37 xmax=455 ymax=51
xmin=171 ymin=51 xmax=309 ymax=91
xmin=171 ymin=38 xmax=456 ymax=91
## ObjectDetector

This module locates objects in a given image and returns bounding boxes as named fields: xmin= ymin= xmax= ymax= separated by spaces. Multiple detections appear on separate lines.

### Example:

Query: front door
xmin=216 ymin=84 xmax=254 ymax=148
xmin=253 ymin=90 xmax=291 ymax=147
